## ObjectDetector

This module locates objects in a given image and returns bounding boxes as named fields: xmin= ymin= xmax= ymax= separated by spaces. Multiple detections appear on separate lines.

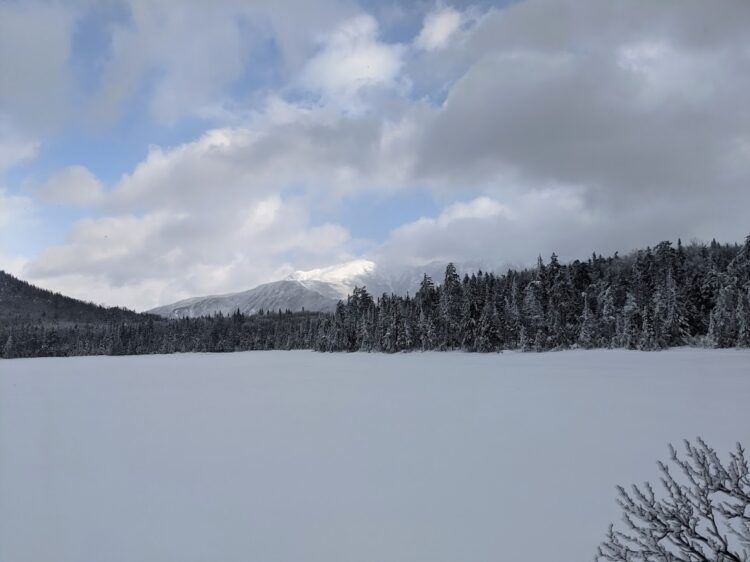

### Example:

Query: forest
xmin=2 ymin=236 xmax=749 ymax=358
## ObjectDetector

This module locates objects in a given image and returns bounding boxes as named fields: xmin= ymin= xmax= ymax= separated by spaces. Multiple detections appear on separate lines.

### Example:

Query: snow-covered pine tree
xmin=399 ymin=301 xmax=416 ymax=351
xmin=577 ymin=294 xmax=597 ymax=349
xmin=736 ymin=287 xmax=750 ymax=348
xmin=523 ymin=280 xmax=546 ymax=349
xmin=546 ymin=254 xmax=576 ymax=348
xmin=708 ymin=280 xmax=738 ymax=347
xmin=3 ymin=334 xmax=16 ymax=359
xmin=661 ymin=269 xmax=690 ymax=346
xmin=638 ymin=304 xmax=659 ymax=351
xmin=460 ymin=274 xmax=479 ymax=351
xmin=650 ymin=287 xmax=668 ymax=349
xmin=599 ymin=286 xmax=618 ymax=348
xmin=359 ymin=309 xmax=374 ymax=352
xmin=727 ymin=234 xmax=750 ymax=286
xmin=439 ymin=263 xmax=462 ymax=349
xmin=476 ymin=299 xmax=501 ymax=352
xmin=518 ymin=325 xmax=529 ymax=352
xmin=533 ymin=329 xmax=545 ymax=352
xmin=504 ymin=276 xmax=521 ymax=349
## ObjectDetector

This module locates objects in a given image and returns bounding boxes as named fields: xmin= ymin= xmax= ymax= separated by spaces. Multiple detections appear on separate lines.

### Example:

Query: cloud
xmin=23 ymin=109 xmax=374 ymax=309
xmin=36 ymin=166 xmax=104 ymax=206
xmin=0 ymin=252 xmax=28 ymax=277
xmin=0 ymin=188 xmax=34 ymax=230
xmin=11 ymin=0 xmax=750 ymax=309
xmin=24 ymin=197 xmax=351 ymax=310
xmin=0 ymin=2 xmax=75 ymax=133
xmin=0 ymin=188 xmax=35 ymax=275
xmin=0 ymin=118 xmax=38 ymax=176
xmin=91 ymin=0 xmax=358 ymax=125
xmin=92 ymin=1 xmax=255 ymax=124
xmin=410 ymin=0 xmax=750 ymax=224
xmin=300 ymin=15 xmax=406 ymax=111
xmin=373 ymin=190 xmax=595 ymax=267
xmin=108 ymin=96 xmax=419 ymax=211
xmin=371 ymin=186 xmax=722 ymax=270
xmin=437 ymin=196 xmax=509 ymax=222
xmin=415 ymin=6 xmax=463 ymax=51
xmin=18 ymin=83 xmax=422 ymax=309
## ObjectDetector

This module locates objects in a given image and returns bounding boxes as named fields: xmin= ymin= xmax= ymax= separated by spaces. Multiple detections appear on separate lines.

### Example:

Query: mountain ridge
xmin=147 ymin=279 xmax=343 ymax=319
xmin=0 ymin=270 xmax=147 ymax=325
xmin=147 ymin=259 xmax=498 ymax=319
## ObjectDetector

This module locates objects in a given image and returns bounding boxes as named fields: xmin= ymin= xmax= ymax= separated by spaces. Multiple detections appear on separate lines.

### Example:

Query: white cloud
xmin=0 ymin=188 xmax=35 ymax=275
xmin=36 ymin=166 xmax=104 ymax=206
xmin=372 ymin=188 xmax=629 ymax=268
xmin=0 ymin=252 xmax=28 ymax=276
xmin=415 ymin=6 xmax=463 ymax=51
xmin=437 ymin=196 xmax=510 ymax=223
xmin=301 ymin=15 xmax=406 ymax=111
xmin=0 ymin=188 xmax=34 ymax=231
xmin=92 ymin=0 xmax=357 ymax=125
xmin=0 ymin=120 xmax=38 ymax=176
xmin=22 ymin=110 xmax=372 ymax=309
xmin=93 ymin=1 xmax=254 ymax=124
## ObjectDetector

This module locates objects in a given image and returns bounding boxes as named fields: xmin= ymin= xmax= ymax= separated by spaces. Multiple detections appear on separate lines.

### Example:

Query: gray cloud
xmin=415 ymin=0 xmax=750 ymax=200
xmin=395 ymin=0 xmax=750 ymax=260
xmin=0 ymin=2 xmax=75 ymax=133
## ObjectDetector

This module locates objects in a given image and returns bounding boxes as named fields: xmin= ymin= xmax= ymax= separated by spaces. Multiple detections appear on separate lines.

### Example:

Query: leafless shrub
xmin=596 ymin=438 xmax=750 ymax=562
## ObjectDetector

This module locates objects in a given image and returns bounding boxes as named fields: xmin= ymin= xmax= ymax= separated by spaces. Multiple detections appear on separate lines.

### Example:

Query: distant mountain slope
xmin=148 ymin=279 xmax=342 ymax=318
xmin=147 ymin=259 xmax=495 ymax=319
xmin=0 ymin=270 xmax=145 ymax=325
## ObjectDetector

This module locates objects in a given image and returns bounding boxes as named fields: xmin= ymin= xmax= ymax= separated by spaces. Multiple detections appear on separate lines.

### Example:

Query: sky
xmin=1 ymin=0 xmax=749 ymax=311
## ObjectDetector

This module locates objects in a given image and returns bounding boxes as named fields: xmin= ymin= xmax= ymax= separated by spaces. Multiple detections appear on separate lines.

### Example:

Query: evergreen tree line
xmin=2 ymin=236 xmax=750 ymax=359
xmin=0 ymin=310 xmax=326 ymax=359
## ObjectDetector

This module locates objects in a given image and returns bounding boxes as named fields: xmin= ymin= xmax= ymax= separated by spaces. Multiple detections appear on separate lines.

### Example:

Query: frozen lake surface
xmin=1 ymin=349 xmax=749 ymax=562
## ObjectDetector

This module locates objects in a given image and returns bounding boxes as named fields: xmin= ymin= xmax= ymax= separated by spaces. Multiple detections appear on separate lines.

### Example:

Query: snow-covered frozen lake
xmin=1 ymin=349 xmax=748 ymax=562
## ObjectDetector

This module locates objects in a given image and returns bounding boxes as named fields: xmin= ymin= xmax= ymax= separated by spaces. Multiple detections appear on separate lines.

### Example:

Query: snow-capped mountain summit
xmin=147 ymin=279 xmax=343 ymax=319
xmin=148 ymin=259 xmax=487 ymax=319
xmin=286 ymin=259 xmax=376 ymax=297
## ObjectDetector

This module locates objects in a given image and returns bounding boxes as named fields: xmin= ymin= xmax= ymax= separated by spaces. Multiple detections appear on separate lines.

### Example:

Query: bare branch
xmin=596 ymin=439 xmax=750 ymax=562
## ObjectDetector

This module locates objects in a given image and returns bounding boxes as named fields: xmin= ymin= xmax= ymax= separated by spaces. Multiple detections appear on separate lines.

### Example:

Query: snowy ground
xmin=1 ymin=349 xmax=749 ymax=562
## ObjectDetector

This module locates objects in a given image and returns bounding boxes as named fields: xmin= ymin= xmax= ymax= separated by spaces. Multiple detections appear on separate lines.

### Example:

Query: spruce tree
xmin=477 ymin=300 xmax=501 ymax=352
xmin=440 ymin=263 xmax=462 ymax=349
xmin=3 ymin=334 xmax=16 ymax=359
xmin=638 ymin=305 xmax=658 ymax=351
xmin=523 ymin=281 xmax=546 ymax=348
xmin=577 ymin=295 xmax=597 ymax=349
xmin=518 ymin=325 xmax=530 ymax=352
xmin=533 ymin=329 xmax=545 ymax=352
xmin=708 ymin=281 xmax=738 ymax=347
xmin=662 ymin=269 xmax=689 ymax=346
xmin=736 ymin=288 xmax=750 ymax=348
xmin=504 ymin=277 xmax=521 ymax=348
xmin=546 ymin=255 xmax=576 ymax=348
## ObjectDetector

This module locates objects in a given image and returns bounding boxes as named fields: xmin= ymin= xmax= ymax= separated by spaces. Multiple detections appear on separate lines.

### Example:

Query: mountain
xmin=0 ymin=270 xmax=145 ymax=325
xmin=148 ymin=261 xmax=378 ymax=319
xmin=147 ymin=279 xmax=343 ymax=319
xmin=148 ymin=259 xmax=494 ymax=319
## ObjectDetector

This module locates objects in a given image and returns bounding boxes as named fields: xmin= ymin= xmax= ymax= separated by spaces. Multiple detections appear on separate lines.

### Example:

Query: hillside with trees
xmin=2 ymin=236 xmax=749 ymax=358
xmin=0 ymin=271 xmax=146 ymax=325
